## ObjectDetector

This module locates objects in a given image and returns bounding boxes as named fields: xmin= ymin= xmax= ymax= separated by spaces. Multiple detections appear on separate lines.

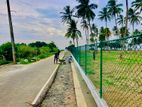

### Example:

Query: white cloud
xmin=0 ymin=0 xmax=71 ymax=48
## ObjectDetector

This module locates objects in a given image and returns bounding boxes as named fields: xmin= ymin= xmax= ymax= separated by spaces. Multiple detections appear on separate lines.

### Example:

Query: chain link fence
xmin=69 ymin=34 xmax=142 ymax=107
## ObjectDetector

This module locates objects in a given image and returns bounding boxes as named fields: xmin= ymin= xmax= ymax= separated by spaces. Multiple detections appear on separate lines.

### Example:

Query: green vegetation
xmin=0 ymin=41 xmax=59 ymax=65
xmin=76 ymin=48 xmax=142 ymax=106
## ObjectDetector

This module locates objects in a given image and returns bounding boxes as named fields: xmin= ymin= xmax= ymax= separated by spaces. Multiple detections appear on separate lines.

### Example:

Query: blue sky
xmin=0 ymin=0 xmax=141 ymax=49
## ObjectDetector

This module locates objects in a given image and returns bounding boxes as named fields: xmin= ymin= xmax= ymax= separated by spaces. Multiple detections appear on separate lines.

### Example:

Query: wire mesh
xmin=69 ymin=34 xmax=142 ymax=107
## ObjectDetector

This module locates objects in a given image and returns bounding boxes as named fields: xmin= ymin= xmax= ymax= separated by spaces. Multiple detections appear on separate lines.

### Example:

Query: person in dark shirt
xmin=54 ymin=50 xmax=60 ymax=64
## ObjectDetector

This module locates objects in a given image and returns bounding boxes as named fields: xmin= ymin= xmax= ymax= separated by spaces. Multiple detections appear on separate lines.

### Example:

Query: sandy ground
xmin=41 ymin=56 xmax=77 ymax=107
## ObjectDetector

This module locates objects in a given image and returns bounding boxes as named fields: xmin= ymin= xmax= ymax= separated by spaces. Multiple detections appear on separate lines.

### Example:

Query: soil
xmin=41 ymin=60 xmax=77 ymax=107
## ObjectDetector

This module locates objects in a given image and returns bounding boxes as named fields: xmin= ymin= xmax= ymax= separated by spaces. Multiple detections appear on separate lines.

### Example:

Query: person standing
xmin=54 ymin=50 xmax=60 ymax=64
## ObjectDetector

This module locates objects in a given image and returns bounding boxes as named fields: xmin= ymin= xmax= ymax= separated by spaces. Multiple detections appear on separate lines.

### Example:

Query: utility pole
xmin=6 ymin=0 xmax=16 ymax=64
xmin=125 ymin=0 xmax=128 ymax=36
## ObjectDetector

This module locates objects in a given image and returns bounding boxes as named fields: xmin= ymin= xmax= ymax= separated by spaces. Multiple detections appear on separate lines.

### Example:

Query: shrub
xmin=17 ymin=45 xmax=37 ymax=59
xmin=0 ymin=42 xmax=12 ymax=61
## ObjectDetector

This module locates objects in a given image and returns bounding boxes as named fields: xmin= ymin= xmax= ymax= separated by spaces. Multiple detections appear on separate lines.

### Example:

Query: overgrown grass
xmin=78 ymin=50 xmax=142 ymax=107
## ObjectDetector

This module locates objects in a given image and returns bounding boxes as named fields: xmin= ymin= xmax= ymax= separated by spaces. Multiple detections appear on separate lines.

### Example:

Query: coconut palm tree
xmin=98 ymin=7 xmax=111 ymax=28
xmin=65 ymin=19 xmax=82 ymax=46
xmin=117 ymin=15 xmax=125 ymax=27
xmin=99 ymin=27 xmax=106 ymax=41
xmin=107 ymin=0 xmax=123 ymax=28
xmin=81 ymin=19 xmax=89 ymax=44
xmin=104 ymin=27 xmax=111 ymax=40
xmin=99 ymin=27 xmax=111 ymax=41
xmin=119 ymin=27 xmax=129 ymax=38
xmin=91 ymin=24 xmax=98 ymax=37
xmin=90 ymin=24 xmax=98 ymax=43
xmin=128 ymin=8 xmax=142 ymax=32
xmin=60 ymin=6 xmax=74 ymax=24
xmin=132 ymin=0 xmax=142 ymax=13
xmin=75 ymin=0 xmax=98 ymax=34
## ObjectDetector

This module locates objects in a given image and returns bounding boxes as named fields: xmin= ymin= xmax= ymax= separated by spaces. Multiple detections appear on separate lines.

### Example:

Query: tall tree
xmin=119 ymin=27 xmax=129 ymax=38
xmin=117 ymin=15 xmax=125 ymax=27
xmin=60 ymin=6 xmax=74 ymax=24
xmin=6 ymin=0 xmax=16 ymax=64
xmin=75 ymin=0 xmax=97 ymax=42
xmin=98 ymin=7 xmax=111 ymax=28
xmin=104 ymin=27 xmax=111 ymax=40
xmin=128 ymin=8 xmax=142 ymax=32
xmin=81 ymin=19 xmax=89 ymax=44
xmin=90 ymin=24 xmax=98 ymax=43
xmin=107 ymin=0 xmax=123 ymax=28
xmin=132 ymin=0 xmax=142 ymax=13
xmin=65 ymin=19 xmax=82 ymax=46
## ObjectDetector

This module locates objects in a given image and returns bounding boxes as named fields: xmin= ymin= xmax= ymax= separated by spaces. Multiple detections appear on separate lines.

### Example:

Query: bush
xmin=0 ymin=41 xmax=59 ymax=65
xmin=0 ymin=42 xmax=12 ymax=61
xmin=0 ymin=60 xmax=10 ymax=65
xmin=17 ymin=45 xmax=37 ymax=59
xmin=39 ymin=46 xmax=51 ymax=55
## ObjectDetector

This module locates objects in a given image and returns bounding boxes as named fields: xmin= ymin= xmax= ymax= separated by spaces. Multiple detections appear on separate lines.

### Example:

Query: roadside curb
xmin=31 ymin=65 xmax=59 ymax=107
xmin=71 ymin=62 xmax=88 ymax=107
xmin=71 ymin=54 xmax=108 ymax=107
xmin=31 ymin=53 xmax=64 ymax=107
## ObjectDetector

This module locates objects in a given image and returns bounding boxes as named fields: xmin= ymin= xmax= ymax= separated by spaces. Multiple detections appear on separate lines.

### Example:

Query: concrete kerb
xmin=71 ymin=54 xmax=108 ymax=107
xmin=31 ymin=53 xmax=64 ymax=107
xmin=71 ymin=62 xmax=88 ymax=107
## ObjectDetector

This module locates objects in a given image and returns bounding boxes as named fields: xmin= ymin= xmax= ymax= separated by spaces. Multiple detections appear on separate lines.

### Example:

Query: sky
xmin=0 ymin=0 xmax=141 ymax=49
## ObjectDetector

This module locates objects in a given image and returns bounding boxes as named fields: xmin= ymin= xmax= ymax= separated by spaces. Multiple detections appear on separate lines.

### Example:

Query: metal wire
xmin=69 ymin=34 xmax=142 ymax=107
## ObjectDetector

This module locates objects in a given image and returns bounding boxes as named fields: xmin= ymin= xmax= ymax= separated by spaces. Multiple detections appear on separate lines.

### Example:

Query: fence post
xmin=79 ymin=46 xmax=81 ymax=65
xmin=85 ymin=44 xmax=87 ymax=75
xmin=100 ymin=42 xmax=103 ymax=98
xmin=77 ymin=47 xmax=79 ymax=63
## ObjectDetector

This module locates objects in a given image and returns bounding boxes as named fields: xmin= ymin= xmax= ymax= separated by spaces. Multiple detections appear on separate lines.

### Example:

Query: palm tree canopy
xmin=119 ymin=27 xmax=129 ymax=38
xmin=60 ymin=6 xmax=74 ymax=23
xmin=91 ymin=24 xmax=98 ymax=36
xmin=81 ymin=19 xmax=89 ymax=31
xmin=98 ymin=7 xmax=111 ymax=22
xmin=128 ymin=8 xmax=142 ymax=25
xmin=104 ymin=27 xmax=111 ymax=37
xmin=65 ymin=20 xmax=82 ymax=40
xmin=107 ymin=0 xmax=123 ymax=17
xmin=132 ymin=0 xmax=142 ymax=13
xmin=117 ymin=15 xmax=125 ymax=26
xmin=75 ymin=0 xmax=98 ymax=22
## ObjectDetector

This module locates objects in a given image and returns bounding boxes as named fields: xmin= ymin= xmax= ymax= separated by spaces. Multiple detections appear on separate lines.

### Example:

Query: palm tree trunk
xmin=115 ymin=15 xmax=117 ymax=29
xmin=76 ymin=38 xmax=79 ymax=47
xmin=85 ymin=29 xmax=89 ymax=45
xmin=125 ymin=0 xmax=128 ymax=35
xmin=132 ymin=24 xmax=135 ymax=32
xmin=106 ymin=19 xmax=108 ymax=28
xmin=85 ymin=30 xmax=88 ymax=44
xmin=88 ymin=20 xmax=92 ymax=44
xmin=6 ymin=0 xmax=16 ymax=64
xmin=73 ymin=39 xmax=75 ymax=46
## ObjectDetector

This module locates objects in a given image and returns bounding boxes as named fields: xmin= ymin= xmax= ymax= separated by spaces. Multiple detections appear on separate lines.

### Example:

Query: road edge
xmin=31 ymin=65 xmax=59 ymax=107
xmin=71 ymin=54 xmax=108 ymax=107
xmin=31 ymin=52 xmax=64 ymax=107
xmin=71 ymin=62 xmax=88 ymax=107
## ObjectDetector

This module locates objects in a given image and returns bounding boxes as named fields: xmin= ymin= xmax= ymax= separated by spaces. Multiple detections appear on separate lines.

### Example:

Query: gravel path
xmin=41 ymin=56 xmax=77 ymax=107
